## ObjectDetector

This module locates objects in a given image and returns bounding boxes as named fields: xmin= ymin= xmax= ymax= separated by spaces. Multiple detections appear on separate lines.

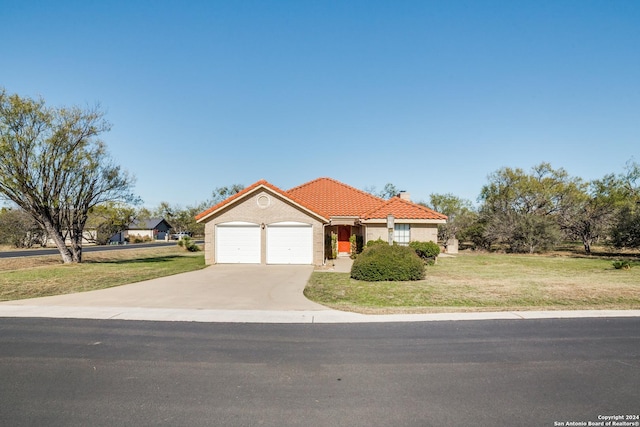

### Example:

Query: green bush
xmin=366 ymin=238 xmax=388 ymax=247
xmin=351 ymin=244 xmax=425 ymax=281
xmin=612 ymin=260 xmax=631 ymax=270
xmin=349 ymin=234 xmax=364 ymax=259
xmin=177 ymin=236 xmax=200 ymax=252
xmin=409 ymin=241 xmax=440 ymax=262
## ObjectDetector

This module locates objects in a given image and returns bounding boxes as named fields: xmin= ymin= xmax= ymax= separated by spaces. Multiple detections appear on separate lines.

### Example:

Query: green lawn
xmin=0 ymin=246 xmax=206 ymax=301
xmin=3 ymin=246 xmax=639 ymax=312
xmin=305 ymin=252 xmax=640 ymax=313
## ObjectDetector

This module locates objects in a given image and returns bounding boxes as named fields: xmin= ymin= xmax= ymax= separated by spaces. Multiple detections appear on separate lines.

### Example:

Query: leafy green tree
xmin=364 ymin=183 xmax=399 ymax=199
xmin=151 ymin=201 xmax=203 ymax=236
xmin=609 ymin=160 xmax=640 ymax=248
xmin=184 ymin=203 xmax=209 ymax=236
xmin=207 ymin=184 xmax=245 ymax=205
xmin=557 ymin=174 xmax=626 ymax=253
xmin=426 ymin=193 xmax=476 ymax=247
xmin=135 ymin=207 xmax=153 ymax=222
xmin=610 ymin=205 xmax=640 ymax=248
xmin=86 ymin=202 xmax=136 ymax=245
xmin=479 ymin=163 xmax=580 ymax=253
xmin=379 ymin=183 xmax=400 ymax=199
xmin=153 ymin=202 xmax=194 ymax=233
xmin=457 ymin=216 xmax=491 ymax=250
xmin=0 ymin=88 xmax=136 ymax=263
xmin=619 ymin=159 xmax=640 ymax=200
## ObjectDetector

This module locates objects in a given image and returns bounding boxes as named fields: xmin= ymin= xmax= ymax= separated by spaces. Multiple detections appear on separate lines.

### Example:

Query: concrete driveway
xmin=2 ymin=265 xmax=329 ymax=311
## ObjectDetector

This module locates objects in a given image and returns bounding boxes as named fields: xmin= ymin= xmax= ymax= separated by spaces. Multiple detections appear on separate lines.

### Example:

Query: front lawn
xmin=304 ymin=252 xmax=640 ymax=313
xmin=0 ymin=246 xmax=206 ymax=301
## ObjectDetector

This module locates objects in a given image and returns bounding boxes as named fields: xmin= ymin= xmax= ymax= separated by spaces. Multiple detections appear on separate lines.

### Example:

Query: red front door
xmin=338 ymin=226 xmax=351 ymax=253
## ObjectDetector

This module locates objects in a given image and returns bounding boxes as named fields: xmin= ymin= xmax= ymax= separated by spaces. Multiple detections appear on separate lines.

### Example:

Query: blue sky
xmin=2 ymin=0 xmax=639 ymax=208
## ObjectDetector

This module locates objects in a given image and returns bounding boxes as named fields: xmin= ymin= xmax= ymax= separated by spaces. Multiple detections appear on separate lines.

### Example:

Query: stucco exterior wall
xmin=409 ymin=223 xmax=439 ymax=242
xmin=202 ymin=189 xmax=326 ymax=265
xmin=365 ymin=222 xmax=439 ymax=244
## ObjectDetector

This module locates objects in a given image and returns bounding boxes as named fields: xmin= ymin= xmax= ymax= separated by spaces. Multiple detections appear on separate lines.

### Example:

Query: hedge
xmin=350 ymin=244 xmax=425 ymax=281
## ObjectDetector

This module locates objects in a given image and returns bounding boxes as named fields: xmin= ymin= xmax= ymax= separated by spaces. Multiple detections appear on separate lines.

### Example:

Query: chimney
xmin=398 ymin=191 xmax=411 ymax=201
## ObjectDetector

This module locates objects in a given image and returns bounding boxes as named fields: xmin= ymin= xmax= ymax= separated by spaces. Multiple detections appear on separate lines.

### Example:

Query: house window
xmin=394 ymin=224 xmax=410 ymax=246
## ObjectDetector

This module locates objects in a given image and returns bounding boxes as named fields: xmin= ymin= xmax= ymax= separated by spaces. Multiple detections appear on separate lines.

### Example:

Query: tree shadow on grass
xmin=85 ymin=255 xmax=187 ymax=265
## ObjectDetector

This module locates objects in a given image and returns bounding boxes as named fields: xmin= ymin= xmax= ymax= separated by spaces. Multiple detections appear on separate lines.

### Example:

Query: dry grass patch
xmin=0 ymin=246 xmax=205 ymax=301
xmin=305 ymin=252 xmax=640 ymax=313
xmin=0 ymin=255 xmax=62 ymax=271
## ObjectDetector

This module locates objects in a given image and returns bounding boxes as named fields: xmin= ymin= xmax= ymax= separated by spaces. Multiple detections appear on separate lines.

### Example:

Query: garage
xmin=216 ymin=222 xmax=261 ymax=263
xmin=266 ymin=222 xmax=313 ymax=264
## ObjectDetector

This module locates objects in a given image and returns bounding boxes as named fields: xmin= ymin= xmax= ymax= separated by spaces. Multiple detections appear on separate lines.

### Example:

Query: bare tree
xmin=0 ymin=88 xmax=136 ymax=263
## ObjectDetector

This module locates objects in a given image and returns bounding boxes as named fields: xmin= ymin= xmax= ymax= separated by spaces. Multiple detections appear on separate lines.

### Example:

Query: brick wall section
xmin=203 ymin=189 xmax=326 ymax=265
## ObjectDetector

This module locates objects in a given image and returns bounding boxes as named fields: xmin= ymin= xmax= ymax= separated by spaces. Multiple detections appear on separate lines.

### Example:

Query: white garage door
xmin=267 ymin=222 xmax=313 ymax=264
xmin=216 ymin=222 xmax=261 ymax=263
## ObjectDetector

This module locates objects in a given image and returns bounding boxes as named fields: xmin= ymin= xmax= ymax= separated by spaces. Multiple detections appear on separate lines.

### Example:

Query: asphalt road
xmin=0 ymin=318 xmax=638 ymax=427
xmin=0 ymin=241 xmax=185 ymax=258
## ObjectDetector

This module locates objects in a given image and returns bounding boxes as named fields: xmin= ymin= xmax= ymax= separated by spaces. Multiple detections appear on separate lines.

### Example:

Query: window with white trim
xmin=394 ymin=224 xmax=410 ymax=246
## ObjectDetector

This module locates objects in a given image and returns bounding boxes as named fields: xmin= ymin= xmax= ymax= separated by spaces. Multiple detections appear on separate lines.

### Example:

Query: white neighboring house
xmin=126 ymin=218 xmax=173 ymax=241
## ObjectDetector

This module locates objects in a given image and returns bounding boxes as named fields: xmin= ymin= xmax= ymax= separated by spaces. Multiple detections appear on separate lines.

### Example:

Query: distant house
xmin=45 ymin=230 xmax=99 ymax=246
xmin=127 ymin=218 xmax=172 ymax=241
xmin=195 ymin=177 xmax=447 ymax=265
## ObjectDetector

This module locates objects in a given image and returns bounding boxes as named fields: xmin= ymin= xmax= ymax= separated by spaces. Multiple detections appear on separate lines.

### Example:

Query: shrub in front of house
xmin=409 ymin=241 xmax=440 ymax=264
xmin=351 ymin=244 xmax=425 ymax=281
xmin=349 ymin=234 xmax=364 ymax=259
xmin=366 ymin=238 xmax=388 ymax=247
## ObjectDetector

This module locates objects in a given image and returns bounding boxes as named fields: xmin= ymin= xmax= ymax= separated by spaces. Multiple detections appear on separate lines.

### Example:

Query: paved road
xmin=1 ymin=317 xmax=638 ymax=427
xmin=0 ymin=241 xmax=189 ymax=258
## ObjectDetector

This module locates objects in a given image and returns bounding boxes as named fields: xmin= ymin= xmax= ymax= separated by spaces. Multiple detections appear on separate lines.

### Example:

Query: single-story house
xmin=195 ymin=177 xmax=447 ymax=266
xmin=126 ymin=218 xmax=173 ymax=241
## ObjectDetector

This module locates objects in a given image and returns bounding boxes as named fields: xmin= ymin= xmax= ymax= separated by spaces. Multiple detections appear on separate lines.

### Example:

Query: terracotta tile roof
xmin=286 ymin=177 xmax=384 ymax=217
xmin=363 ymin=197 xmax=448 ymax=221
xmin=196 ymin=177 xmax=447 ymax=223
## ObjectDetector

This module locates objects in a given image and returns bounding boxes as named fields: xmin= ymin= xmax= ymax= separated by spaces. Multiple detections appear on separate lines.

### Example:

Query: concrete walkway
xmin=1 ymin=261 xmax=639 ymax=323
xmin=318 ymin=256 xmax=353 ymax=273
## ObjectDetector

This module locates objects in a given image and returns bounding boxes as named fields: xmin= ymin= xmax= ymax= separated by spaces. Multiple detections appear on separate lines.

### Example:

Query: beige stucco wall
xmin=201 ymin=189 xmax=326 ymax=265
xmin=365 ymin=222 xmax=439 ymax=244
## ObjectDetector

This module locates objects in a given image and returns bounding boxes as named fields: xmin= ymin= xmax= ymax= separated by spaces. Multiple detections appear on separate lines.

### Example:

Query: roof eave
xmin=361 ymin=218 xmax=447 ymax=224
xmin=196 ymin=183 xmax=329 ymax=224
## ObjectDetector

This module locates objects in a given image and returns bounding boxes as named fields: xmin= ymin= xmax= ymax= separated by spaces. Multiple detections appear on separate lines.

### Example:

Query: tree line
xmin=426 ymin=161 xmax=640 ymax=254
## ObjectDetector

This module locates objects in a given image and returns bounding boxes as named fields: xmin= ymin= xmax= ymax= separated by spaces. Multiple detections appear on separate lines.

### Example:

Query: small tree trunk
xmin=69 ymin=226 xmax=84 ymax=263
xmin=42 ymin=220 xmax=74 ymax=263
xmin=583 ymin=238 xmax=592 ymax=255
xmin=71 ymin=242 xmax=82 ymax=263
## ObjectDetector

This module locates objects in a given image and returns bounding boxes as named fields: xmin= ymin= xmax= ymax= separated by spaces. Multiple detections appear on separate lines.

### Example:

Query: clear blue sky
xmin=2 ymin=0 xmax=639 ymax=208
